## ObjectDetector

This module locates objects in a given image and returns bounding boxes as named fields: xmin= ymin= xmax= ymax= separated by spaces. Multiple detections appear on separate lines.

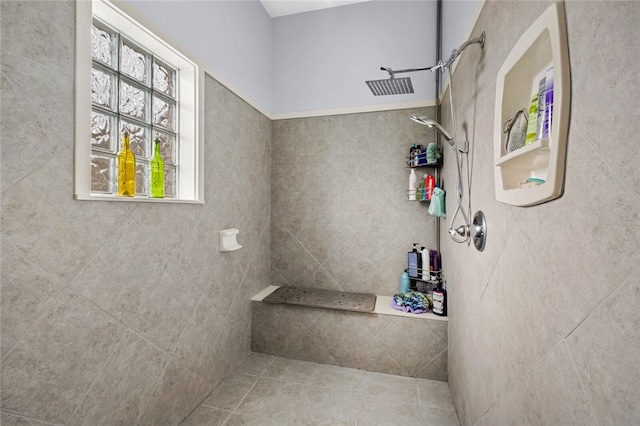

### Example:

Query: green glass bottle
xmin=117 ymin=132 xmax=136 ymax=197
xmin=150 ymin=139 xmax=165 ymax=198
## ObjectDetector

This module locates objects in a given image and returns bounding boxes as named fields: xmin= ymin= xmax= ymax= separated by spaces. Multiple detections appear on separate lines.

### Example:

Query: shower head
xmin=366 ymin=77 xmax=414 ymax=96
xmin=409 ymin=115 xmax=453 ymax=142
xmin=366 ymin=65 xmax=436 ymax=96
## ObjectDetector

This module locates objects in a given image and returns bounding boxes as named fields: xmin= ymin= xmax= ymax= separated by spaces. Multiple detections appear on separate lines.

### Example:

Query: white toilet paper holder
xmin=219 ymin=228 xmax=242 ymax=252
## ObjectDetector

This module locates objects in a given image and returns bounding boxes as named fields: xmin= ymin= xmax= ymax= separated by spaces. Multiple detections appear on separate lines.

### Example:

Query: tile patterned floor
xmin=181 ymin=353 xmax=459 ymax=426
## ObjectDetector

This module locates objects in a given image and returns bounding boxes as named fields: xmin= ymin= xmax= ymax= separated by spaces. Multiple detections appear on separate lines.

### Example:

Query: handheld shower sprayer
xmin=409 ymin=115 xmax=453 ymax=143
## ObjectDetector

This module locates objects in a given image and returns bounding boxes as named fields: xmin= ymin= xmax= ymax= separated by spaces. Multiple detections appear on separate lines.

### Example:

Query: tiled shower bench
xmin=251 ymin=286 xmax=448 ymax=381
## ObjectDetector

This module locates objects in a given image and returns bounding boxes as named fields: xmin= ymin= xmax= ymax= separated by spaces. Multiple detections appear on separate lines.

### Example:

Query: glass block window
xmin=90 ymin=18 xmax=178 ymax=198
xmin=76 ymin=0 xmax=201 ymax=203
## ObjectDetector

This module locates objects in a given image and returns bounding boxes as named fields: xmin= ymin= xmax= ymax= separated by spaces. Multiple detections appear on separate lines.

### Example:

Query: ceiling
xmin=260 ymin=0 xmax=370 ymax=18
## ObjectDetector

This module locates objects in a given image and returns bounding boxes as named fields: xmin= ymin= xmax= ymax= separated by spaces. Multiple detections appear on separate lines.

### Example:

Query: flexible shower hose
xmin=445 ymin=66 xmax=471 ymax=244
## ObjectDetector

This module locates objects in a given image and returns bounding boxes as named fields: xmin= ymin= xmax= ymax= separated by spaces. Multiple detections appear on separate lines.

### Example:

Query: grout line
xmin=68 ymin=287 xmax=173 ymax=359
xmin=478 ymin=216 xmax=518 ymax=301
xmin=414 ymin=346 xmax=448 ymax=379
xmin=563 ymin=340 xmax=601 ymax=426
xmin=0 ymin=70 xmax=70 ymax=195
xmin=474 ymin=403 xmax=498 ymax=426
xmin=0 ymin=409 xmax=63 ymax=425
xmin=0 ymin=244 xmax=67 ymax=364
xmin=224 ymin=356 xmax=276 ymax=415
xmin=280 ymin=222 xmax=346 ymax=291
xmin=134 ymin=355 xmax=172 ymax=426
xmin=564 ymin=262 xmax=640 ymax=341
xmin=224 ymin=260 xmax=253 ymax=321
xmin=485 ymin=329 xmax=596 ymax=423
xmin=576 ymin=125 xmax=640 ymax=204
xmin=66 ymin=215 xmax=131 ymax=292
xmin=66 ymin=331 xmax=128 ymax=423
xmin=0 ymin=286 xmax=69 ymax=364
xmin=208 ymin=409 xmax=234 ymax=426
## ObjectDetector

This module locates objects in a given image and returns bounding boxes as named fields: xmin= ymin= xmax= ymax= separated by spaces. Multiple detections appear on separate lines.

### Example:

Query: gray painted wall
xmin=1 ymin=1 xmax=271 ymax=423
xmin=439 ymin=1 xmax=640 ymax=425
xmin=127 ymin=0 xmax=273 ymax=113
xmin=272 ymin=1 xmax=437 ymax=114
xmin=441 ymin=0 xmax=481 ymax=66
xmin=122 ymin=0 xmax=480 ymax=117
xmin=124 ymin=0 xmax=446 ymax=116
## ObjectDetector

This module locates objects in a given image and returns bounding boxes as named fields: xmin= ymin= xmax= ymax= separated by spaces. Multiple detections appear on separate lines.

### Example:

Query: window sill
xmin=74 ymin=194 xmax=204 ymax=204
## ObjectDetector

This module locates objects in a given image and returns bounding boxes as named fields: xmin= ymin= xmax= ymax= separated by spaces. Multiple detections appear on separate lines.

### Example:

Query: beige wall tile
xmin=566 ymin=268 xmax=640 ymax=425
xmin=0 ymin=246 xmax=64 ymax=358
xmin=0 ymin=4 xmax=271 ymax=423
xmin=442 ymin=2 xmax=640 ymax=424
xmin=0 ymin=290 xmax=125 ymax=423
xmin=68 ymin=331 xmax=168 ymax=425
xmin=271 ymin=107 xmax=439 ymax=297
xmin=138 ymin=361 xmax=213 ymax=426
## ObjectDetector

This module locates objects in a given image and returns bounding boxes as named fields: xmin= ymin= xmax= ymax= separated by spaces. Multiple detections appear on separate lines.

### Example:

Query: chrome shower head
xmin=366 ymin=65 xmax=437 ymax=96
xmin=366 ymin=77 xmax=414 ymax=96
xmin=409 ymin=115 xmax=453 ymax=142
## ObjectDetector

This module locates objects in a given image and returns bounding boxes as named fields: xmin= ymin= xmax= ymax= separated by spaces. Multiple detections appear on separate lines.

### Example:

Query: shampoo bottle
xmin=400 ymin=270 xmax=410 ymax=293
xmin=408 ymin=243 xmax=419 ymax=278
xmin=543 ymin=66 xmax=554 ymax=138
xmin=408 ymin=169 xmax=417 ymax=200
xmin=432 ymin=283 xmax=447 ymax=316
xmin=426 ymin=174 xmax=435 ymax=200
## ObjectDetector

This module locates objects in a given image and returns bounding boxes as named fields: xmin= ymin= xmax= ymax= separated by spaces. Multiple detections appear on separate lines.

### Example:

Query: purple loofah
xmin=391 ymin=298 xmax=428 ymax=314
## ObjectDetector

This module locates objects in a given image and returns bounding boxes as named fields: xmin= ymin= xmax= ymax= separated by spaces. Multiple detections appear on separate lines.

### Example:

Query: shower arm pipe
xmin=381 ymin=66 xmax=437 ymax=78
xmin=433 ymin=32 xmax=486 ymax=71
xmin=458 ymin=32 xmax=485 ymax=55
xmin=381 ymin=33 xmax=486 ymax=79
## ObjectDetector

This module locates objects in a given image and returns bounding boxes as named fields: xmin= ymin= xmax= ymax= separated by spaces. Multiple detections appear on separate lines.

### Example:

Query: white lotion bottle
xmin=409 ymin=169 xmax=417 ymax=200
xmin=420 ymin=247 xmax=429 ymax=280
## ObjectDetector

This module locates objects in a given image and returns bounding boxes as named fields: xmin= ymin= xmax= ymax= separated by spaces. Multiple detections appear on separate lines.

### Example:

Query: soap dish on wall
xmin=219 ymin=228 xmax=242 ymax=252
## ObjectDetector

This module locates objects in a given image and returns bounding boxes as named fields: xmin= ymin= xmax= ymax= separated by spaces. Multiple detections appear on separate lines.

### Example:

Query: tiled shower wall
xmin=0 ymin=1 xmax=271 ymax=424
xmin=252 ymin=302 xmax=448 ymax=381
xmin=439 ymin=1 xmax=640 ymax=425
xmin=271 ymin=108 xmax=439 ymax=297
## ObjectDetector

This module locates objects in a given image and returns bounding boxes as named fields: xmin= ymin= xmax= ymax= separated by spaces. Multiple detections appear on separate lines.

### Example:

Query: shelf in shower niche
xmin=493 ymin=2 xmax=570 ymax=207
xmin=495 ymin=138 xmax=549 ymax=167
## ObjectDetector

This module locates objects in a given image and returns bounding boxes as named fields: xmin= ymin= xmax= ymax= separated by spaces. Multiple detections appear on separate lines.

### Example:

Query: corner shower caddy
xmin=494 ymin=2 xmax=570 ymax=206
xmin=406 ymin=156 xmax=440 ymax=202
